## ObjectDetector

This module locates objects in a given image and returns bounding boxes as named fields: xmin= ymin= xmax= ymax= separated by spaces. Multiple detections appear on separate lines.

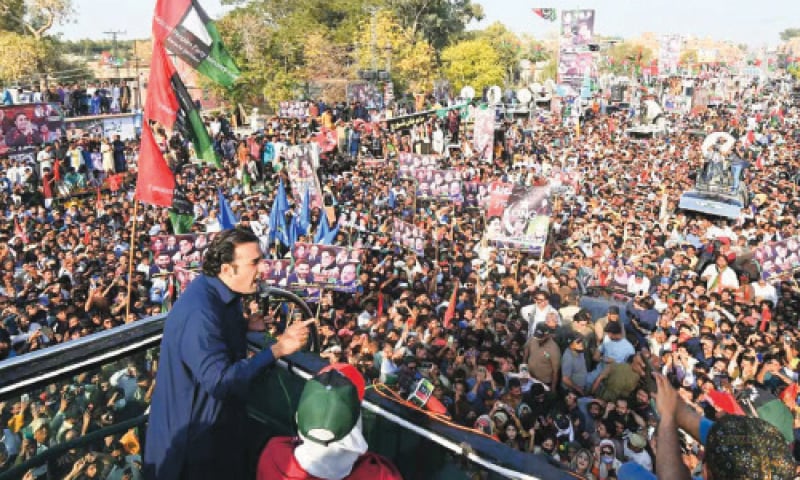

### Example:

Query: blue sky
xmin=55 ymin=0 xmax=800 ymax=48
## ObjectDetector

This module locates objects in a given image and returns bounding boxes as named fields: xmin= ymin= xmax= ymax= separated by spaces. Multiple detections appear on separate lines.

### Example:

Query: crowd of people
xmin=2 ymin=82 xmax=134 ymax=117
xmin=1 ymin=74 xmax=800 ymax=479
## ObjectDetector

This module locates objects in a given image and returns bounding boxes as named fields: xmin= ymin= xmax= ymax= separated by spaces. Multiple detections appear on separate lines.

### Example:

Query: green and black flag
xmin=153 ymin=0 xmax=240 ymax=87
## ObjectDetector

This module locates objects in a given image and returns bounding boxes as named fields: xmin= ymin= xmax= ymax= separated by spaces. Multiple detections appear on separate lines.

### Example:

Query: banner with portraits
xmin=472 ymin=108 xmax=495 ymax=163
xmin=754 ymin=236 xmax=800 ymax=282
xmin=559 ymin=9 xmax=596 ymax=88
xmin=278 ymin=101 xmax=310 ymax=119
xmin=392 ymin=218 xmax=426 ymax=256
xmin=264 ymin=243 xmax=362 ymax=293
xmin=0 ymin=103 xmax=65 ymax=159
xmin=147 ymin=233 xmax=217 ymax=297
xmin=285 ymin=144 xmax=324 ymax=209
xmin=484 ymin=186 xmax=551 ymax=253
xmin=408 ymin=168 xmax=464 ymax=202
xmin=397 ymin=152 xmax=440 ymax=177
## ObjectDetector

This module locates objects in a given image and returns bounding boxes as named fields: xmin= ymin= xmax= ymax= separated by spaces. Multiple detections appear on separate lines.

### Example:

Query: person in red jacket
xmin=257 ymin=363 xmax=402 ymax=480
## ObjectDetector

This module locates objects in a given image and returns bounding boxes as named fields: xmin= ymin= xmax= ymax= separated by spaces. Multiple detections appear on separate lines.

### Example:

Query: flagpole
xmin=125 ymin=200 xmax=139 ymax=323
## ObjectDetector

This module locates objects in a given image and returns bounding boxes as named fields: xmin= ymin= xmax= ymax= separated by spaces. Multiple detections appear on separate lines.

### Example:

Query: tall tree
xmin=780 ymin=28 xmax=800 ymax=42
xmin=440 ymin=38 xmax=504 ymax=92
xmin=0 ymin=0 xmax=73 ymax=40
xmin=385 ymin=0 xmax=484 ymax=50
xmin=353 ymin=10 xmax=435 ymax=94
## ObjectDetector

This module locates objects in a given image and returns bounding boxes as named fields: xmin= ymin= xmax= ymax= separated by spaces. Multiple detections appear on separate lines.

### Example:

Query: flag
xmin=147 ymin=41 xmax=220 ymax=168
xmin=286 ymin=216 xmax=299 ymax=249
xmin=169 ymin=209 xmax=195 ymax=234
xmin=82 ymin=227 xmax=91 ymax=246
xmin=95 ymin=187 xmax=103 ymax=212
xmin=268 ymin=181 xmax=290 ymax=245
xmin=298 ymin=187 xmax=311 ymax=236
xmin=144 ymin=41 xmax=179 ymax=127
xmin=314 ymin=210 xmax=330 ymax=244
xmin=442 ymin=280 xmax=459 ymax=328
xmin=387 ymin=189 xmax=396 ymax=209
xmin=171 ymin=61 xmax=220 ymax=168
xmin=532 ymin=8 xmax=557 ymax=21
xmin=153 ymin=0 xmax=241 ymax=87
xmin=322 ymin=224 xmax=339 ymax=245
xmin=217 ymin=188 xmax=237 ymax=230
xmin=135 ymin=125 xmax=175 ymax=207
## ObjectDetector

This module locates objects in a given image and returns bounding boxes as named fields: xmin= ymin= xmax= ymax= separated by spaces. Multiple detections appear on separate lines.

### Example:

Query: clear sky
xmin=54 ymin=0 xmax=800 ymax=49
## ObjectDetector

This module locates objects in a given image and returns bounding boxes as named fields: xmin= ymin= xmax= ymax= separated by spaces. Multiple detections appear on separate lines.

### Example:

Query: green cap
xmin=296 ymin=368 xmax=361 ymax=445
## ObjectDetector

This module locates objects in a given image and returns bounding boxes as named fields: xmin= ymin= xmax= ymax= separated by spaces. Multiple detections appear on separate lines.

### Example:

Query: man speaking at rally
xmin=144 ymin=227 xmax=314 ymax=480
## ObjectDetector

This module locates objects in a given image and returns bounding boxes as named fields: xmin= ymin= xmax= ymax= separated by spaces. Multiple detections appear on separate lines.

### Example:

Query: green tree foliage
xmin=780 ymin=28 xmax=800 ymax=42
xmin=440 ymin=38 xmax=504 ymax=93
xmin=0 ymin=0 xmax=74 ymax=39
xmin=353 ymin=10 xmax=435 ymax=94
xmin=385 ymin=0 xmax=484 ymax=50
xmin=605 ymin=41 xmax=654 ymax=75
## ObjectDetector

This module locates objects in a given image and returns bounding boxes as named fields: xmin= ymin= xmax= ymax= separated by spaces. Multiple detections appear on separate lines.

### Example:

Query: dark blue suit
xmin=144 ymin=275 xmax=276 ymax=480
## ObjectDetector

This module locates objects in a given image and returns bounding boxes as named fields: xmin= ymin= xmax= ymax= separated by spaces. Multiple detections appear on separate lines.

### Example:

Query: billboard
xmin=558 ymin=9 xmax=596 ymax=88
xmin=267 ymin=243 xmax=362 ymax=293
xmin=397 ymin=152 xmax=440 ymax=177
xmin=0 ymin=103 xmax=65 ymax=160
xmin=285 ymin=144 xmax=324 ymax=209
xmin=659 ymin=35 xmax=683 ymax=75
xmin=392 ymin=218 xmax=427 ymax=256
xmin=278 ymin=101 xmax=310 ymax=119
xmin=407 ymin=168 xmax=464 ymax=202
xmin=484 ymin=186 xmax=551 ymax=253
xmin=473 ymin=108 xmax=495 ymax=163
xmin=754 ymin=237 xmax=800 ymax=282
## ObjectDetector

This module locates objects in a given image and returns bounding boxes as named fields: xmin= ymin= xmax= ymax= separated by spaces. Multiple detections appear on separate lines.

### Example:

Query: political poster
xmin=472 ymin=108 xmax=495 ymax=163
xmin=397 ymin=152 xmax=440 ymax=177
xmin=285 ymin=144 xmax=324 ymax=209
xmin=659 ymin=35 xmax=683 ymax=75
xmin=0 ymin=103 xmax=65 ymax=158
xmin=409 ymin=168 xmax=464 ymax=202
xmin=481 ymin=181 xmax=514 ymax=218
xmin=64 ymin=118 xmax=104 ymax=140
xmin=754 ymin=237 xmax=800 ymax=282
xmin=484 ymin=186 xmax=551 ymax=253
xmin=102 ymin=115 xmax=138 ymax=140
xmin=149 ymin=233 xmax=215 ymax=275
xmin=559 ymin=9 xmax=595 ymax=88
xmin=278 ymin=101 xmax=310 ymax=119
xmin=280 ymin=243 xmax=362 ymax=292
xmin=392 ymin=218 xmax=427 ymax=256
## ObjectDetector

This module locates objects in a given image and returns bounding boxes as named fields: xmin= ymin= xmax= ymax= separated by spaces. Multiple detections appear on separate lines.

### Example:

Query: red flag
xmin=135 ymin=125 xmax=175 ymax=207
xmin=95 ymin=187 xmax=103 ymax=212
xmin=144 ymin=42 xmax=179 ymax=128
xmin=83 ymin=227 xmax=91 ymax=246
xmin=52 ymin=158 xmax=61 ymax=182
xmin=779 ymin=383 xmax=798 ymax=408
xmin=755 ymin=155 xmax=764 ymax=170
xmin=705 ymin=390 xmax=746 ymax=415
xmin=442 ymin=280 xmax=459 ymax=329
xmin=107 ymin=173 xmax=123 ymax=192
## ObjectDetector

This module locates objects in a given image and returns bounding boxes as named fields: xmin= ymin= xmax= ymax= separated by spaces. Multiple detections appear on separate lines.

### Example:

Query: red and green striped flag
xmin=145 ymin=41 xmax=220 ymax=168
xmin=153 ymin=0 xmax=241 ymax=87
xmin=532 ymin=8 xmax=557 ymax=22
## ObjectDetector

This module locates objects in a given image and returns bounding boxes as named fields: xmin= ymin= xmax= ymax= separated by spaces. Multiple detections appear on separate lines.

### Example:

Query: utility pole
xmin=103 ymin=30 xmax=126 ymax=81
